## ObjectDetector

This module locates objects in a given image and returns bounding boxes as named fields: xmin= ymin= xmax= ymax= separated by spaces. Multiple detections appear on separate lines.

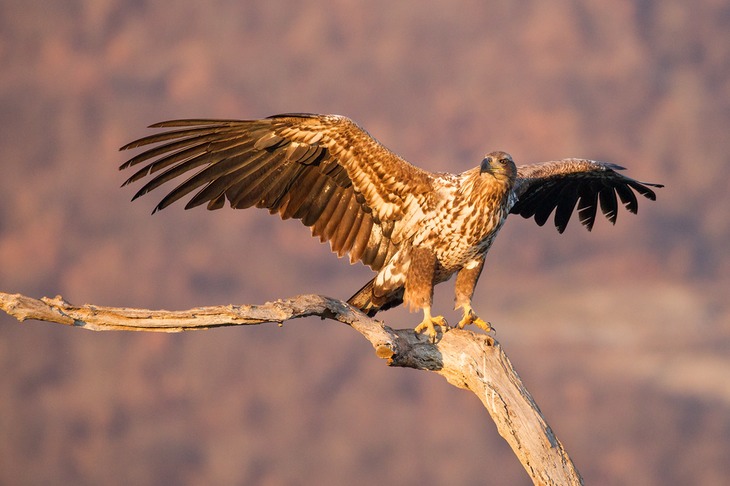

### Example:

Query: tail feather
xmin=347 ymin=278 xmax=403 ymax=317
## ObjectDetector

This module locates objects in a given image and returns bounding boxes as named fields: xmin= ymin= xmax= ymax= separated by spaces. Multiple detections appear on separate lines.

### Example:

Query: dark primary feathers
xmin=511 ymin=159 xmax=663 ymax=233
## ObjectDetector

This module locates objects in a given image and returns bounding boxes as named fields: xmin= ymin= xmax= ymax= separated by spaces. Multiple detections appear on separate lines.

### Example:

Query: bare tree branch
xmin=1 ymin=291 xmax=582 ymax=485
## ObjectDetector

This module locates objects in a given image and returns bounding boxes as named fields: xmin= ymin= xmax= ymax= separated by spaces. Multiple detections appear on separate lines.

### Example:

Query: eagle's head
xmin=480 ymin=151 xmax=517 ymax=185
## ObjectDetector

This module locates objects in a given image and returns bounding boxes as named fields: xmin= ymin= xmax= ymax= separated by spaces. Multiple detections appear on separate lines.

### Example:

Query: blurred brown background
xmin=1 ymin=0 xmax=728 ymax=484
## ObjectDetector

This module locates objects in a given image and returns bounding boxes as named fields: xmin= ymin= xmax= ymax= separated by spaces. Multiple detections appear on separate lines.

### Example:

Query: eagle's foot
xmin=457 ymin=308 xmax=493 ymax=333
xmin=414 ymin=315 xmax=449 ymax=343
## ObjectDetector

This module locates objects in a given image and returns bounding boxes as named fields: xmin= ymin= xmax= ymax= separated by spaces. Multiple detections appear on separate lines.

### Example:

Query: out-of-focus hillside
xmin=1 ymin=1 xmax=729 ymax=484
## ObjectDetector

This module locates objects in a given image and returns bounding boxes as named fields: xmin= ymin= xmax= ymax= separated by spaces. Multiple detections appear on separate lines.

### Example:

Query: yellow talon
xmin=414 ymin=308 xmax=449 ymax=343
xmin=457 ymin=308 xmax=493 ymax=333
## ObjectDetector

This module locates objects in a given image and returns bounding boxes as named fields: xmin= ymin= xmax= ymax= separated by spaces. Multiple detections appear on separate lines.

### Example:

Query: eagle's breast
xmin=416 ymin=171 xmax=513 ymax=277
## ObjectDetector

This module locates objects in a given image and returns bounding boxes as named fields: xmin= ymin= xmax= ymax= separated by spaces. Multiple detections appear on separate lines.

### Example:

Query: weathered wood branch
xmin=1 ymin=291 xmax=582 ymax=485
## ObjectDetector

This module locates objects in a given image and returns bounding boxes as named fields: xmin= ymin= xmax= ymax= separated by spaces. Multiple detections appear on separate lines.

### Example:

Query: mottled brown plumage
xmin=120 ymin=113 xmax=663 ymax=341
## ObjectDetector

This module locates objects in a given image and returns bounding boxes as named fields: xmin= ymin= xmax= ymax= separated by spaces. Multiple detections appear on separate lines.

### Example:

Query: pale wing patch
xmin=464 ymin=259 xmax=482 ymax=270
xmin=374 ymin=249 xmax=409 ymax=295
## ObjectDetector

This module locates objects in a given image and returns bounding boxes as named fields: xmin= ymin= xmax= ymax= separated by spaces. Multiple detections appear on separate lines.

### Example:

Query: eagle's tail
xmin=346 ymin=278 xmax=404 ymax=317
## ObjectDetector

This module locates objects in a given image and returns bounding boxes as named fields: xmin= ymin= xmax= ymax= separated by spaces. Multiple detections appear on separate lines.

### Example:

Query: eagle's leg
xmin=414 ymin=307 xmax=449 ymax=343
xmin=405 ymin=247 xmax=447 ymax=343
xmin=454 ymin=258 xmax=492 ymax=332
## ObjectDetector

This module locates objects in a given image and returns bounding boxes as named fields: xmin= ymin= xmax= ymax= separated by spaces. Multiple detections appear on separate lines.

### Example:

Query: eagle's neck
xmin=459 ymin=167 xmax=514 ymax=208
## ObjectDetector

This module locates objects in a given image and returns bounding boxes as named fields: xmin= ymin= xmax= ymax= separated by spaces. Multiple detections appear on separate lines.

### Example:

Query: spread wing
xmin=119 ymin=114 xmax=435 ymax=271
xmin=511 ymin=159 xmax=663 ymax=233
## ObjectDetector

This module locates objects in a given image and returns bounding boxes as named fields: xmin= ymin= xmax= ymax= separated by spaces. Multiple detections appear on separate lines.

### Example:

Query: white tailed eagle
xmin=120 ymin=114 xmax=662 ymax=341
